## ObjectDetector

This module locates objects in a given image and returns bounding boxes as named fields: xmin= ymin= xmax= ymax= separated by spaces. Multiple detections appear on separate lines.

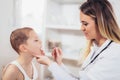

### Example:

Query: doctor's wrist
xmin=47 ymin=60 xmax=53 ymax=67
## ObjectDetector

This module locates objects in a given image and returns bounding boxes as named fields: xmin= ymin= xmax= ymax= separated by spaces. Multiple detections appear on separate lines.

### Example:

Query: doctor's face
xmin=80 ymin=11 xmax=100 ymax=40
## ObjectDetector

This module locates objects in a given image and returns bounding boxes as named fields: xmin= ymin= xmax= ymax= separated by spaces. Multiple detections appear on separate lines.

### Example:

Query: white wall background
xmin=0 ymin=0 xmax=20 ymax=79
xmin=109 ymin=0 xmax=120 ymax=27
xmin=21 ymin=0 xmax=46 ymax=35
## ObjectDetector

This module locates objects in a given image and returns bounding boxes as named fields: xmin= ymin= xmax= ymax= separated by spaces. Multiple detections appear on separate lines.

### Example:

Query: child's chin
xmin=33 ymin=54 xmax=41 ymax=57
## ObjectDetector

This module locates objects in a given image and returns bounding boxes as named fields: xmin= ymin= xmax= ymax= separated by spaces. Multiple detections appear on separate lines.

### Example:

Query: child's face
xmin=25 ymin=30 xmax=43 ymax=57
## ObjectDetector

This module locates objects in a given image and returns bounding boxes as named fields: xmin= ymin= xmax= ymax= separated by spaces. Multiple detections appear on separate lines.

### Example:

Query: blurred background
xmin=0 ymin=0 xmax=120 ymax=80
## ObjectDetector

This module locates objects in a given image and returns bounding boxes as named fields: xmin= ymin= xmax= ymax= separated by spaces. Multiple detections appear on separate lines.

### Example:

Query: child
xmin=2 ymin=27 xmax=43 ymax=80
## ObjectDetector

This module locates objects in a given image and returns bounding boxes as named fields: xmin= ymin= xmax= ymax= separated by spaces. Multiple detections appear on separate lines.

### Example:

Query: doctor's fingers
xmin=40 ymin=49 xmax=45 ymax=55
xmin=36 ymin=56 xmax=50 ymax=65
xmin=57 ymin=47 xmax=63 ymax=55
xmin=51 ymin=49 xmax=56 ymax=59
xmin=55 ymin=47 xmax=63 ymax=57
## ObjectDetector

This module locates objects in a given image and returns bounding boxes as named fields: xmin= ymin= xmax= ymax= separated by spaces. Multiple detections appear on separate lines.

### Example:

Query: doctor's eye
xmin=81 ymin=22 xmax=88 ymax=26
xmin=83 ymin=22 xmax=88 ymax=26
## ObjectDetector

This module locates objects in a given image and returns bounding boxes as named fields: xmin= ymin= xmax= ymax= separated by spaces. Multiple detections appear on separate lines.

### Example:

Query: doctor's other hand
xmin=36 ymin=56 xmax=52 ymax=66
xmin=52 ymin=47 xmax=63 ymax=65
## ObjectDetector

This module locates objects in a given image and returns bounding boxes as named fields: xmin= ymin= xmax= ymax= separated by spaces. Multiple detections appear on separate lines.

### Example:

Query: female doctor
xmin=37 ymin=0 xmax=120 ymax=80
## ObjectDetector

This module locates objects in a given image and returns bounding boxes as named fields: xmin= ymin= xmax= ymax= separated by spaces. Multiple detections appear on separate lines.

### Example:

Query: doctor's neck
xmin=94 ymin=38 xmax=107 ymax=47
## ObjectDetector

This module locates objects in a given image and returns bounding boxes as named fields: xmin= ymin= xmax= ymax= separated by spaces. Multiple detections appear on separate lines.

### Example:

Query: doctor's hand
xmin=52 ymin=47 xmax=63 ymax=65
xmin=36 ymin=55 xmax=52 ymax=66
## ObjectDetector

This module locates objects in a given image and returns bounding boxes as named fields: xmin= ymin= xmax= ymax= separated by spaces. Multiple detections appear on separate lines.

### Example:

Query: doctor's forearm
xmin=48 ymin=62 xmax=79 ymax=80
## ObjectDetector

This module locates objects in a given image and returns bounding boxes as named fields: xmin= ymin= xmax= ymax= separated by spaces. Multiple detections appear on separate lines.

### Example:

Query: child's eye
xmin=35 ymin=40 xmax=38 ymax=42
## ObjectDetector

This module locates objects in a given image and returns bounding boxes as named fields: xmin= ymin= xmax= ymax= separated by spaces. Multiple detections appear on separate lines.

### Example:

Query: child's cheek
xmin=32 ymin=49 xmax=45 ymax=57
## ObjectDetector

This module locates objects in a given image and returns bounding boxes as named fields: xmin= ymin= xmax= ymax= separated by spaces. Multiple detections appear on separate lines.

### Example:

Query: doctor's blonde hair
xmin=79 ymin=0 xmax=120 ymax=64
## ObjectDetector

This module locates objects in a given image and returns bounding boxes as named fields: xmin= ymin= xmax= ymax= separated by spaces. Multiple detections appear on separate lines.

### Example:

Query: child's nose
xmin=39 ymin=40 xmax=42 ymax=44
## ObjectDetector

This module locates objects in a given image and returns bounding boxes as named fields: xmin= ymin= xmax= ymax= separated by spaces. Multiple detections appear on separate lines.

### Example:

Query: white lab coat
xmin=48 ymin=40 xmax=120 ymax=80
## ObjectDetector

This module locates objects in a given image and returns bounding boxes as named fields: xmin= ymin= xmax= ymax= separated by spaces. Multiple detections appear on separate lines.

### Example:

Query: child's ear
xmin=19 ymin=44 xmax=27 ymax=52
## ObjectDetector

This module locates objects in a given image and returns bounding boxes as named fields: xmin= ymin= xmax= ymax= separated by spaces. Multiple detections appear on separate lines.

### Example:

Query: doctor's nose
xmin=80 ymin=26 xmax=85 ymax=31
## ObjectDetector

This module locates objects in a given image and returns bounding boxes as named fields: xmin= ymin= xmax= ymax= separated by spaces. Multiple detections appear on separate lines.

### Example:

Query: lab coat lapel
xmin=81 ymin=40 xmax=111 ymax=70
xmin=90 ymin=40 xmax=111 ymax=61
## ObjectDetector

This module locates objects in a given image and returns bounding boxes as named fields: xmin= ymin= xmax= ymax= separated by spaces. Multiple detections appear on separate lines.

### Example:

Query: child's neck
xmin=17 ymin=53 xmax=33 ymax=66
xmin=17 ymin=55 xmax=34 ymax=79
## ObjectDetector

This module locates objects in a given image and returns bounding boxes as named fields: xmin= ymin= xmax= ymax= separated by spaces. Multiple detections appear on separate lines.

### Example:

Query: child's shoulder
xmin=2 ymin=61 xmax=22 ymax=80
xmin=5 ymin=64 xmax=19 ymax=74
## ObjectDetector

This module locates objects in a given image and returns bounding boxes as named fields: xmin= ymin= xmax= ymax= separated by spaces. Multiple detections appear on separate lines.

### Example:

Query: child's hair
xmin=10 ymin=27 xmax=33 ymax=54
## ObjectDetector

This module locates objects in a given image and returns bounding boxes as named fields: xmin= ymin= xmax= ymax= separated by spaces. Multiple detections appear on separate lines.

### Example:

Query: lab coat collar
xmin=81 ymin=39 xmax=112 ymax=70
xmin=91 ymin=39 xmax=111 ymax=60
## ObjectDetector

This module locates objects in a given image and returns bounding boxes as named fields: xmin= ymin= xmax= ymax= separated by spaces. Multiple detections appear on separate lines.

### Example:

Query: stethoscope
xmin=82 ymin=40 xmax=113 ymax=70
